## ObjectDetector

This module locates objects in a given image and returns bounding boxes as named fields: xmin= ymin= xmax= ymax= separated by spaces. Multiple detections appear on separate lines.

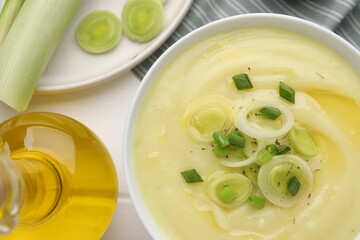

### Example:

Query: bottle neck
xmin=0 ymin=145 xmax=62 ymax=234
xmin=0 ymin=144 xmax=24 ymax=234
xmin=12 ymin=151 xmax=62 ymax=226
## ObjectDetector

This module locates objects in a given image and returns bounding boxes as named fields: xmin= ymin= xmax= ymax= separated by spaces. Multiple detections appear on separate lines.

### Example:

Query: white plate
xmin=36 ymin=0 xmax=193 ymax=93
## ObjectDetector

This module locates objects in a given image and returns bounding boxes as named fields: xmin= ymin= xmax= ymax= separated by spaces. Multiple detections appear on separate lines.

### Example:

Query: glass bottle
xmin=0 ymin=112 xmax=118 ymax=239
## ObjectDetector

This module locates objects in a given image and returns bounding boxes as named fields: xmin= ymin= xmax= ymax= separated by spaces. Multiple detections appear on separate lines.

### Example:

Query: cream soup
xmin=131 ymin=27 xmax=360 ymax=240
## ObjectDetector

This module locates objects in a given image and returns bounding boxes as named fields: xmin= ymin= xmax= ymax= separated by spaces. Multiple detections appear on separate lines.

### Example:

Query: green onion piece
xmin=230 ymin=146 xmax=246 ymax=159
xmin=207 ymin=173 xmax=253 ymax=208
xmin=287 ymin=176 xmax=301 ymax=196
xmin=76 ymin=10 xmax=121 ymax=54
xmin=217 ymin=186 xmax=238 ymax=203
xmin=228 ymin=130 xmax=245 ymax=147
xmin=256 ymin=149 xmax=273 ymax=165
xmin=0 ymin=0 xmax=81 ymax=112
xmin=248 ymin=195 xmax=266 ymax=209
xmin=180 ymin=169 xmax=204 ymax=183
xmin=213 ymin=131 xmax=230 ymax=149
xmin=212 ymin=145 xmax=230 ymax=158
xmin=289 ymin=126 xmax=318 ymax=157
xmin=0 ymin=0 xmax=24 ymax=46
xmin=266 ymin=144 xmax=278 ymax=155
xmin=258 ymin=106 xmax=281 ymax=120
xmin=121 ymin=0 xmax=164 ymax=42
xmin=276 ymin=145 xmax=291 ymax=155
xmin=232 ymin=73 xmax=253 ymax=90
xmin=279 ymin=81 xmax=295 ymax=104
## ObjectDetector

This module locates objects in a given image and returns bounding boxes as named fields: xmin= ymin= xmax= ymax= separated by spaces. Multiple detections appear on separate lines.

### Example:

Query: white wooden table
xmin=0 ymin=72 xmax=152 ymax=239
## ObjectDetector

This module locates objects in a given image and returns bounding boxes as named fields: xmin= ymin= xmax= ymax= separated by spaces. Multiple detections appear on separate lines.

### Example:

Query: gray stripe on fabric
xmin=337 ymin=25 xmax=360 ymax=49
xmin=226 ymin=0 xmax=251 ymax=14
xmin=335 ymin=3 xmax=360 ymax=50
xmin=264 ymin=0 xmax=314 ymax=23
xmin=300 ymin=0 xmax=343 ymax=21
xmin=192 ymin=2 xmax=213 ymax=23
xmin=251 ymin=0 xmax=273 ymax=13
xmin=208 ymin=0 xmax=228 ymax=19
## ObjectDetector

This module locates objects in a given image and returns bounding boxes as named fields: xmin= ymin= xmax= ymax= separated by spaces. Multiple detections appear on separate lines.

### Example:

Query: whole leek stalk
xmin=0 ymin=0 xmax=24 ymax=46
xmin=0 ymin=0 xmax=81 ymax=112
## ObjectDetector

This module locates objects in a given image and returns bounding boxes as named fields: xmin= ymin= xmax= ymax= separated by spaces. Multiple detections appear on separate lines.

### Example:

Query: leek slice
xmin=0 ymin=0 xmax=81 ymax=112
xmin=258 ymin=154 xmax=313 ymax=208
xmin=219 ymin=138 xmax=266 ymax=168
xmin=289 ymin=125 xmax=318 ymax=157
xmin=235 ymin=99 xmax=294 ymax=139
xmin=76 ymin=10 xmax=121 ymax=54
xmin=243 ymin=163 xmax=261 ymax=187
xmin=207 ymin=173 xmax=253 ymax=208
xmin=183 ymin=96 xmax=234 ymax=143
xmin=121 ymin=0 xmax=164 ymax=42
xmin=0 ymin=0 xmax=24 ymax=46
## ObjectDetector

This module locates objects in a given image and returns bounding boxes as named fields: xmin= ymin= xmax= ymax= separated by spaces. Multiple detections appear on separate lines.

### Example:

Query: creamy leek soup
xmin=131 ymin=27 xmax=360 ymax=240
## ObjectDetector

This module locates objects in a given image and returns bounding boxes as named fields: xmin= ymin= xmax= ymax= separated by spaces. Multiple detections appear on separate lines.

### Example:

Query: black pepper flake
xmin=308 ymin=193 xmax=312 ymax=198
xmin=315 ymin=72 xmax=325 ymax=79
xmin=248 ymin=66 xmax=251 ymax=71
xmin=201 ymin=148 xmax=206 ymax=150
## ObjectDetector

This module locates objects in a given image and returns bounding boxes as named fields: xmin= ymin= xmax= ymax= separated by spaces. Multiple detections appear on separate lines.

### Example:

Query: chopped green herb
xmin=228 ymin=130 xmax=245 ymax=147
xmin=180 ymin=169 xmax=204 ymax=183
xmin=232 ymin=73 xmax=253 ymax=90
xmin=277 ymin=145 xmax=291 ymax=155
xmin=248 ymin=195 xmax=266 ymax=209
xmin=213 ymin=131 xmax=230 ymax=149
xmin=279 ymin=81 xmax=295 ymax=104
xmin=258 ymin=106 xmax=281 ymax=120
xmin=230 ymin=146 xmax=246 ymax=159
xmin=256 ymin=148 xmax=273 ymax=165
xmin=212 ymin=145 xmax=230 ymax=158
xmin=217 ymin=185 xmax=238 ymax=203
xmin=287 ymin=176 xmax=301 ymax=196
xmin=266 ymin=144 xmax=278 ymax=155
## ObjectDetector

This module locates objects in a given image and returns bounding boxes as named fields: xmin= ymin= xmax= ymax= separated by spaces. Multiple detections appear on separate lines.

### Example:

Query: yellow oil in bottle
xmin=0 ymin=112 xmax=118 ymax=240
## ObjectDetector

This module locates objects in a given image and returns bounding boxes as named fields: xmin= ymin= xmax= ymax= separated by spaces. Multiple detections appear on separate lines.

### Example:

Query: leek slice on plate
xmin=0 ymin=0 xmax=81 ymax=112
xmin=76 ymin=10 xmax=121 ymax=54
xmin=121 ymin=0 xmax=164 ymax=42
xmin=258 ymin=154 xmax=313 ymax=208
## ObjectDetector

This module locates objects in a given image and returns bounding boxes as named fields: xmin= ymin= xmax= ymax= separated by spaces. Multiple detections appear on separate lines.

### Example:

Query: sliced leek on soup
xmin=235 ymin=99 xmax=294 ymax=139
xmin=258 ymin=154 xmax=313 ymax=208
xmin=183 ymin=95 xmax=234 ymax=143
xmin=207 ymin=173 xmax=253 ymax=208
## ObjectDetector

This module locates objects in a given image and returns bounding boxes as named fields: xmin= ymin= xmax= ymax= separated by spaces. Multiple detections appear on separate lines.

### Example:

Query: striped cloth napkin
xmin=133 ymin=0 xmax=360 ymax=79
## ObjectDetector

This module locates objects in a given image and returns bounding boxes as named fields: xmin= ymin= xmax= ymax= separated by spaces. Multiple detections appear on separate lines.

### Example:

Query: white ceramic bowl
xmin=124 ymin=13 xmax=360 ymax=240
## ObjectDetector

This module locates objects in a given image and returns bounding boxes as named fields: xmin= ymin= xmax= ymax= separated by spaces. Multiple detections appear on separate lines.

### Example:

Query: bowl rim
xmin=123 ymin=13 xmax=360 ymax=240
